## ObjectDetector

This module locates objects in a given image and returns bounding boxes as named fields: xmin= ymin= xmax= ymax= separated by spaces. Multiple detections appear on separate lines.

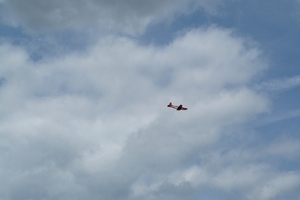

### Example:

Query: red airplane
xmin=167 ymin=102 xmax=188 ymax=110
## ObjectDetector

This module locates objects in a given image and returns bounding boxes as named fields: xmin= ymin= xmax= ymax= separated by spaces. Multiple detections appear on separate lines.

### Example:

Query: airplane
xmin=167 ymin=102 xmax=188 ymax=110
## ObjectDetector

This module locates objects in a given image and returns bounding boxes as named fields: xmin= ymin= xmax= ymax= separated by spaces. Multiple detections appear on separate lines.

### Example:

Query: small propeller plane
xmin=167 ymin=102 xmax=188 ymax=110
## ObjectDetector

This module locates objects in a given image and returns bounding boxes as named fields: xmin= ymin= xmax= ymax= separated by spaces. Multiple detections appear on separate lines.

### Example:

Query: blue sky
xmin=0 ymin=0 xmax=299 ymax=200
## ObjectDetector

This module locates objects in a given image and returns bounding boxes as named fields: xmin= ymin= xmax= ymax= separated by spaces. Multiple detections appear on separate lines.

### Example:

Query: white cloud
xmin=0 ymin=26 xmax=289 ymax=200
xmin=0 ymin=1 xmax=299 ymax=199
xmin=157 ymin=136 xmax=300 ymax=200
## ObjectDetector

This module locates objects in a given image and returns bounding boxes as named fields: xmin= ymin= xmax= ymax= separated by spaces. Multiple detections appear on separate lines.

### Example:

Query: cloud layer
xmin=0 ymin=0 xmax=226 ymax=34
xmin=1 ymin=0 xmax=300 ymax=199
xmin=2 ymin=25 xmax=299 ymax=200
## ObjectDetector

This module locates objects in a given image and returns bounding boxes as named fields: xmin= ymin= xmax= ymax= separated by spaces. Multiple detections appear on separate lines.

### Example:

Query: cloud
xmin=0 ymin=0 xmax=184 ymax=33
xmin=164 ymin=135 xmax=300 ymax=200
xmin=248 ymin=171 xmax=300 ymax=200
xmin=2 ymin=26 xmax=297 ymax=200
xmin=255 ymin=75 xmax=300 ymax=92
xmin=0 ymin=0 xmax=227 ymax=34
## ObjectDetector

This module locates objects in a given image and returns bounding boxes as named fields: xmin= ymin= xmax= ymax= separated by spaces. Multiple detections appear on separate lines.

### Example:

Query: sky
xmin=0 ymin=0 xmax=299 ymax=200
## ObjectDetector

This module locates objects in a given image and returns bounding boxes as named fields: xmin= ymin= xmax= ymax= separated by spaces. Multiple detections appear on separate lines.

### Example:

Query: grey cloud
xmin=0 ymin=0 xmax=226 ymax=34
xmin=152 ymin=181 xmax=195 ymax=199
xmin=0 ymin=0 xmax=184 ymax=33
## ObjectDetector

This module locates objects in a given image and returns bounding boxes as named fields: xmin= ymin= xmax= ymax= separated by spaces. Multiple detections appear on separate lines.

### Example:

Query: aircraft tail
xmin=177 ymin=105 xmax=183 ymax=110
xmin=167 ymin=102 xmax=172 ymax=107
